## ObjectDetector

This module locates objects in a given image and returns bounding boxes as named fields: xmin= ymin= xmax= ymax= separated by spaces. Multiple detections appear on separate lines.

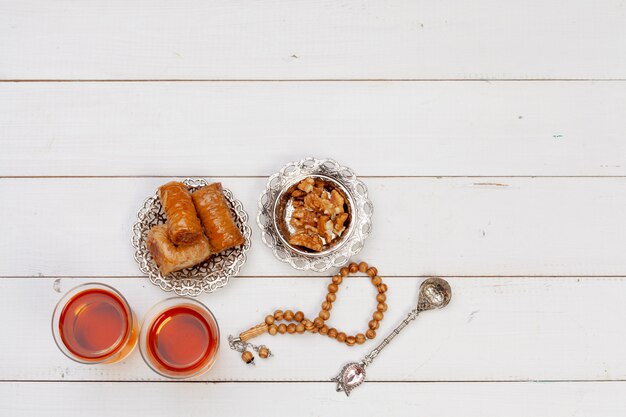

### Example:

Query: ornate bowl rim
xmin=257 ymin=157 xmax=373 ymax=272
xmin=271 ymin=173 xmax=356 ymax=257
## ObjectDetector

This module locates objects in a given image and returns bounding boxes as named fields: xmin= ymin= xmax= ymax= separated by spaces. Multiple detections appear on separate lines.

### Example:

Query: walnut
xmin=290 ymin=207 xmax=317 ymax=229
xmin=287 ymin=177 xmax=350 ymax=252
xmin=304 ymin=224 xmax=318 ymax=233
xmin=317 ymin=215 xmax=333 ymax=242
xmin=289 ymin=231 xmax=323 ymax=252
xmin=334 ymin=213 xmax=349 ymax=234
xmin=296 ymin=178 xmax=315 ymax=193
xmin=330 ymin=190 xmax=345 ymax=214
xmin=311 ymin=184 xmax=325 ymax=196
xmin=304 ymin=193 xmax=335 ymax=216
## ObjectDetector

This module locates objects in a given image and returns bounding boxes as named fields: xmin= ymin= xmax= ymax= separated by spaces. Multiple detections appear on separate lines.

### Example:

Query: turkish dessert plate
xmin=132 ymin=178 xmax=252 ymax=296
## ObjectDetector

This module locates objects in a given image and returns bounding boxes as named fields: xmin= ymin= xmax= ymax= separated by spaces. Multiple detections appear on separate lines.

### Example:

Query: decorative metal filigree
xmin=257 ymin=157 xmax=374 ymax=272
xmin=131 ymin=178 xmax=252 ymax=296
xmin=331 ymin=362 xmax=367 ymax=396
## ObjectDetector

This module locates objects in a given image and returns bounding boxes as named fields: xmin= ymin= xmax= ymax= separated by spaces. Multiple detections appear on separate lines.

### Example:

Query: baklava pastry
xmin=158 ymin=181 xmax=204 ymax=245
xmin=147 ymin=224 xmax=211 ymax=275
xmin=192 ymin=183 xmax=245 ymax=253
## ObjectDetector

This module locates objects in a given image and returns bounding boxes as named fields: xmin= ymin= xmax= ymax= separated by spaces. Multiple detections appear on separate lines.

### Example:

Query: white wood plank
xmin=2 ymin=82 xmax=626 ymax=176
xmin=1 ymin=1 xmax=625 ymax=80
xmin=2 ymin=381 xmax=626 ymax=417
xmin=1 ymin=177 xmax=625 ymax=277
xmin=2 ymin=277 xmax=626 ymax=381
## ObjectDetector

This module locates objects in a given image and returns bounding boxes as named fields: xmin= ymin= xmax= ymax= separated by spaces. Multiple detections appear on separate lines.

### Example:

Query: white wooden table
xmin=2 ymin=1 xmax=626 ymax=416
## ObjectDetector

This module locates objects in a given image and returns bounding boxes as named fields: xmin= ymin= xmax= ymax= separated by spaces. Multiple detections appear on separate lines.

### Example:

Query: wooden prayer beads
xmin=230 ymin=261 xmax=388 ymax=364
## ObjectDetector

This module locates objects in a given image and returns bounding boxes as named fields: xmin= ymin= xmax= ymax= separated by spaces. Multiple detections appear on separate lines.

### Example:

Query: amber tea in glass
xmin=140 ymin=297 xmax=220 ymax=379
xmin=52 ymin=283 xmax=138 ymax=364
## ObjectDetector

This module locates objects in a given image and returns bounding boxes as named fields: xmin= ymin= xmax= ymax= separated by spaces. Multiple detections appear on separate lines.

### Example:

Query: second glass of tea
xmin=139 ymin=297 xmax=220 ymax=379
xmin=52 ymin=283 xmax=138 ymax=364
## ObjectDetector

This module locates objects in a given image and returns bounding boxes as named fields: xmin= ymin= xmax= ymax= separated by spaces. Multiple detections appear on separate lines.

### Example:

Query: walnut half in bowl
xmin=274 ymin=175 xmax=353 ymax=256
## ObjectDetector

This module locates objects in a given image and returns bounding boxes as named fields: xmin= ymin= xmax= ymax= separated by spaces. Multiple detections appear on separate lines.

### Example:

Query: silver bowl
xmin=257 ymin=157 xmax=373 ymax=272
xmin=132 ymin=178 xmax=252 ymax=296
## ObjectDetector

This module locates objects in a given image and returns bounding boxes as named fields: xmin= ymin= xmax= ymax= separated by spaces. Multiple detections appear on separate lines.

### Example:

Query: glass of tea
xmin=52 ymin=283 xmax=138 ymax=364
xmin=139 ymin=297 xmax=220 ymax=379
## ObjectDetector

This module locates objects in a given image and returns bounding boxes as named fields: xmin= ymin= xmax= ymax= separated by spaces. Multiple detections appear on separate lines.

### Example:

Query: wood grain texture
xmin=1 ymin=0 xmax=625 ymax=80
xmin=2 ymin=277 xmax=626 ymax=382
xmin=3 ymin=381 xmax=626 ymax=417
xmin=1 ymin=82 xmax=626 ymax=177
xmin=1 ymin=177 xmax=625 ymax=277
xmin=3 ymin=1 xmax=626 ymax=411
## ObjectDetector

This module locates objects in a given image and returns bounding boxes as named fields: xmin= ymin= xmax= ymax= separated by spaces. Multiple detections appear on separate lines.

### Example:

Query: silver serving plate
xmin=257 ymin=157 xmax=373 ymax=272
xmin=132 ymin=178 xmax=252 ymax=296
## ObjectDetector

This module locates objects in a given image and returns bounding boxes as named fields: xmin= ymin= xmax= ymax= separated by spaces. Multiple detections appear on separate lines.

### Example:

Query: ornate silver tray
xmin=132 ymin=178 xmax=252 ymax=296
xmin=257 ymin=157 xmax=373 ymax=272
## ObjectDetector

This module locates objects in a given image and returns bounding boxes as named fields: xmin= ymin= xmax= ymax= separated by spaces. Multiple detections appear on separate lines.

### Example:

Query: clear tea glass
xmin=52 ymin=283 xmax=138 ymax=364
xmin=139 ymin=297 xmax=220 ymax=379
